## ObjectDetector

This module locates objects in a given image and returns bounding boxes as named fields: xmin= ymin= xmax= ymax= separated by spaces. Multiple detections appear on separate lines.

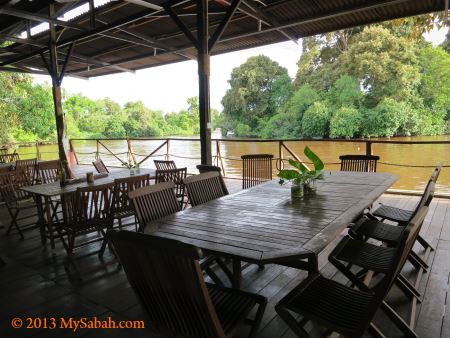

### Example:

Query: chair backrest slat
xmin=339 ymin=155 xmax=379 ymax=172
xmin=184 ymin=172 xmax=228 ymax=207
xmin=129 ymin=182 xmax=181 ymax=232
xmin=241 ymin=154 xmax=273 ymax=189
xmin=92 ymin=159 xmax=109 ymax=174
xmin=107 ymin=231 xmax=226 ymax=337
xmin=154 ymin=160 xmax=177 ymax=170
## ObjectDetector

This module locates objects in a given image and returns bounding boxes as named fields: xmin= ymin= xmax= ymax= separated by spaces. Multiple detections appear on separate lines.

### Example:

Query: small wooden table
xmin=22 ymin=169 xmax=155 ymax=248
xmin=145 ymin=171 xmax=398 ymax=288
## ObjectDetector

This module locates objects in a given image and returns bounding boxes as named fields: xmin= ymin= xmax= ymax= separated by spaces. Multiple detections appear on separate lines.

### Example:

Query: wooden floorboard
xmin=0 ymin=172 xmax=448 ymax=337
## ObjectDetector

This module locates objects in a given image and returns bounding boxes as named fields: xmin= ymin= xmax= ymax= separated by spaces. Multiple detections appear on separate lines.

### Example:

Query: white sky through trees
xmin=32 ymin=27 xmax=448 ymax=113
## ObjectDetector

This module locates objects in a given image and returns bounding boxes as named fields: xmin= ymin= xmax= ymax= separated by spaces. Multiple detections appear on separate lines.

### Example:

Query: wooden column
xmin=197 ymin=0 xmax=212 ymax=165
xmin=48 ymin=3 xmax=70 ymax=172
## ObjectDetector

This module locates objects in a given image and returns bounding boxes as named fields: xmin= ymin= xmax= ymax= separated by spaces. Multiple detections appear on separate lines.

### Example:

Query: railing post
xmin=166 ymin=138 xmax=170 ymax=161
xmin=366 ymin=141 xmax=373 ymax=155
xmin=127 ymin=138 xmax=137 ymax=165
xmin=278 ymin=141 xmax=283 ymax=170
xmin=96 ymin=140 xmax=99 ymax=160
xmin=35 ymin=140 xmax=41 ymax=160
xmin=216 ymin=140 xmax=226 ymax=176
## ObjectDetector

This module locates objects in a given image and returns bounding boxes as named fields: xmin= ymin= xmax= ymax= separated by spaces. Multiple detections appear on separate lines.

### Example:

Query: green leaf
xmin=277 ymin=170 xmax=300 ymax=180
xmin=288 ymin=159 xmax=308 ymax=173
xmin=304 ymin=146 xmax=324 ymax=171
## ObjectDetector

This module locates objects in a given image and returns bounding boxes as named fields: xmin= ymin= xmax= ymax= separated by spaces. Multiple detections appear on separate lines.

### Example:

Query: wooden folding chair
xmin=241 ymin=154 xmax=273 ymax=189
xmin=339 ymin=154 xmax=380 ymax=172
xmin=113 ymin=174 xmax=150 ymax=231
xmin=92 ymin=159 xmax=109 ymax=174
xmin=107 ymin=230 xmax=267 ymax=337
xmin=155 ymin=167 xmax=187 ymax=209
xmin=153 ymin=159 xmax=177 ymax=170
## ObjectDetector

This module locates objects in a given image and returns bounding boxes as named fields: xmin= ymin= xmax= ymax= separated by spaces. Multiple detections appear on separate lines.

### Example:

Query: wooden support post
xmin=197 ymin=0 xmax=212 ymax=165
xmin=366 ymin=141 xmax=373 ymax=155
xmin=35 ymin=140 xmax=41 ymax=160
xmin=127 ymin=138 xmax=137 ymax=165
xmin=48 ymin=3 xmax=70 ymax=175
xmin=96 ymin=140 xmax=100 ymax=160
xmin=69 ymin=139 xmax=79 ymax=165
xmin=166 ymin=138 xmax=170 ymax=161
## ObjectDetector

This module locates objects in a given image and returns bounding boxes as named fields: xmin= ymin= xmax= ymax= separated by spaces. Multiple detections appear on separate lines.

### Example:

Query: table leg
xmin=232 ymin=259 xmax=241 ymax=289
xmin=307 ymin=254 xmax=318 ymax=275
xmin=44 ymin=196 xmax=55 ymax=249
xmin=34 ymin=195 xmax=46 ymax=245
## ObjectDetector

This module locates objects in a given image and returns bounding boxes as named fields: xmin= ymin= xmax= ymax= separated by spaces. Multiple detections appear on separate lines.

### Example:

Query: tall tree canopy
xmin=221 ymin=55 xmax=292 ymax=137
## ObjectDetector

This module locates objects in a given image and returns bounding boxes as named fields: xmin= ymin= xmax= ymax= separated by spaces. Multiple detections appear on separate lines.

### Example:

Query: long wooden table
xmin=145 ymin=171 xmax=398 ymax=288
xmin=22 ymin=169 xmax=155 ymax=248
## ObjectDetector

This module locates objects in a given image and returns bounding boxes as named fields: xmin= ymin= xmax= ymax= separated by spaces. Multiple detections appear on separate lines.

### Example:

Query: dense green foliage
xmin=0 ymin=73 xmax=219 ymax=143
xmin=221 ymin=24 xmax=450 ymax=138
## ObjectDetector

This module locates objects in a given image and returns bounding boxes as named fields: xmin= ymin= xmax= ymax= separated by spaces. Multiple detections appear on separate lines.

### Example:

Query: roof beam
xmin=219 ymin=0 xmax=416 ymax=44
xmin=0 ymin=1 xmax=192 ymax=67
xmin=240 ymin=0 xmax=297 ymax=43
xmin=0 ymin=32 xmax=135 ymax=73
xmin=209 ymin=0 xmax=243 ymax=52
xmin=0 ymin=8 xmax=86 ymax=31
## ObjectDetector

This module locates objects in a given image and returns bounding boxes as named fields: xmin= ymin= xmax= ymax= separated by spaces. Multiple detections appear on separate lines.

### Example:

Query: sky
xmin=32 ymin=26 xmax=448 ymax=113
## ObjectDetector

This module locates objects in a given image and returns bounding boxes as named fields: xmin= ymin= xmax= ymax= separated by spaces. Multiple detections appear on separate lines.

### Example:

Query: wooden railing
xmin=68 ymin=137 xmax=450 ymax=169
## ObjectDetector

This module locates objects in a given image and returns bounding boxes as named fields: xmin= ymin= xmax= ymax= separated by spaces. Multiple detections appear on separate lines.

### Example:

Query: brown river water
xmin=18 ymin=134 xmax=450 ymax=194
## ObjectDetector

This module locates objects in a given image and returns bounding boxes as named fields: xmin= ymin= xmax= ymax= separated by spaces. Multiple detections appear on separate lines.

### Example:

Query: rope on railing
xmin=378 ymin=162 xmax=450 ymax=168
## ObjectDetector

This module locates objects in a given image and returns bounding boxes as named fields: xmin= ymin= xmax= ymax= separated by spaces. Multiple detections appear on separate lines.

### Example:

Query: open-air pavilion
xmin=0 ymin=1 xmax=449 ymax=337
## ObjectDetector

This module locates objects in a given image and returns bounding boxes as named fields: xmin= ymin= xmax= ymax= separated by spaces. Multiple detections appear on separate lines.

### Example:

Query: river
xmin=16 ymin=134 xmax=450 ymax=194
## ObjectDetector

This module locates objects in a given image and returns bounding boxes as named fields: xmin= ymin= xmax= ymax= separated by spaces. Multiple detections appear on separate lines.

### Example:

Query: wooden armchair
xmin=0 ymin=172 xmax=37 ymax=239
xmin=184 ymin=172 xmax=228 ymax=207
xmin=107 ymin=230 xmax=267 ymax=337
xmin=129 ymin=182 xmax=231 ymax=287
xmin=155 ymin=167 xmax=187 ymax=209
xmin=36 ymin=159 xmax=60 ymax=184
xmin=241 ymin=154 xmax=273 ymax=189
xmin=61 ymin=182 xmax=115 ymax=276
xmin=113 ymin=174 xmax=150 ymax=231
xmin=339 ymin=154 xmax=380 ymax=172
xmin=15 ymin=158 xmax=38 ymax=185
xmin=92 ymin=159 xmax=109 ymax=174
xmin=276 ymin=206 xmax=428 ymax=337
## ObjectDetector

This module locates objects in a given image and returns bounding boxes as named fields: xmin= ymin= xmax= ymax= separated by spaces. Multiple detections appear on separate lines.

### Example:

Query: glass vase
xmin=291 ymin=182 xmax=304 ymax=199
xmin=303 ymin=179 xmax=317 ymax=195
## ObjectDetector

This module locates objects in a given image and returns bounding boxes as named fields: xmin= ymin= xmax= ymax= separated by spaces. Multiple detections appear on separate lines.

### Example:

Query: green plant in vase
xmin=278 ymin=146 xmax=325 ymax=199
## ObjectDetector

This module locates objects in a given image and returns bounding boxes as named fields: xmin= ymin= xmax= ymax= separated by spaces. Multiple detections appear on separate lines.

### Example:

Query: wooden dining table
xmin=144 ymin=171 xmax=398 ymax=288
xmin=21 ymin=168 xmax=155 ymax=248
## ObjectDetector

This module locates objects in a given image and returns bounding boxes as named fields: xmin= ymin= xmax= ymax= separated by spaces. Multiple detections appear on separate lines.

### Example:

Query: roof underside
xmin=0 ymin=0 xmax=447 ymax=78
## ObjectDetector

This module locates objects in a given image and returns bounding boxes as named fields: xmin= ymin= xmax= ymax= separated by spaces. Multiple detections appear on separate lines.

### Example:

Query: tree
xmin=301 ymin=101 xmax=330 ymax=138
xmin=328 ymin=75 xmax=362 ymax=108
xmin=338 ymin=26 xmax=421 ymax=107
xmin=329 ymin=106 xmax=362 ymax=138
xmin=442 ymin=30 xmax=450 ymax=53
xmin=221 ymin=55 xmax=291 ymax=136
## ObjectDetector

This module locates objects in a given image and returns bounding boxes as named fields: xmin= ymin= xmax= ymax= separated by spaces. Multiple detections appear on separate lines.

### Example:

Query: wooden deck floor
xmin=0 ymin=174 xmax=449 ymax=337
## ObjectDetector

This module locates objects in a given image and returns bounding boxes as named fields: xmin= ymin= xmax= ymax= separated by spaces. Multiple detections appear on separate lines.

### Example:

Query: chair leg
xmin=416 ymin=235 xmax=434 ymax=251
xmin=367 ymin=323 xmax=386 ymax=338
xmin=380 ymin=301 xmax=418 ymax=338
xmin=395 ymin=274 xmax=421 ymax=301
xmin=408 ymin=251 xmax=428 ymax=271
xmin=203 ymin=265 xmax=224 ymax=287
xmin=7 ymin=209 xmax=24 ymax=239
xmin=248 ymin=297 xmax=267 ymax=338
xmin=275 ymin=304 xmax=310 ymax=338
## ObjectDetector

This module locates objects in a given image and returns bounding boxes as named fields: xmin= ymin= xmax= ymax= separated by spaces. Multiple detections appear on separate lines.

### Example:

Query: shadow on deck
xmin=0 ymin=170 xmax=448 ymax=337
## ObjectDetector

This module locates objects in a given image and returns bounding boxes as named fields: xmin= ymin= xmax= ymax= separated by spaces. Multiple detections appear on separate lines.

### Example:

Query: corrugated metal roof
xmin=0 ymin=0 xmax=447 ymax=78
